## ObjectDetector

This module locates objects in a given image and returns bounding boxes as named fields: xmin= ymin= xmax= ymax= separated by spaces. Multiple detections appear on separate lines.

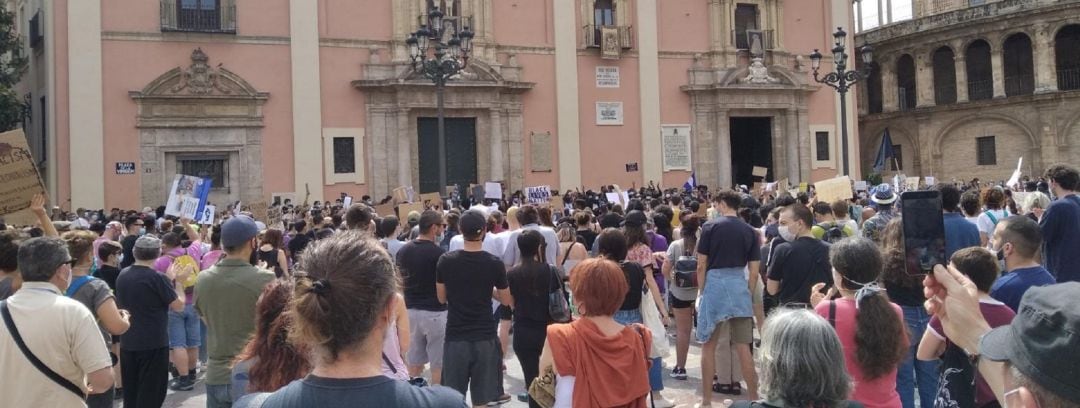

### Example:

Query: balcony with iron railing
xmin=583 ymin=24 xmax=633 ymax=49
xmin=160 ymin=0 xmax=236 ymax=34
xmin=1004 ymin=75 xmax=1034 ymax=96
xmin=968 ymin=78 xmax=994 ymax=101
xmin=935 ymin=83 xmax=957 ymax=105
xmin=1057 ymin=67 xmax=1080 ymax=91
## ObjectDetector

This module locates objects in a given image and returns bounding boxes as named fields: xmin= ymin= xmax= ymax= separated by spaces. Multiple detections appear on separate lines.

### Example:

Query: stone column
xmin=955 ymin=53 xmax=969 ymax=103
xmin=785 ymin=108 xmax=801 ymax=182
xmin=692 ymin=101 xmax=719 ymax=188
xmin=1033 ymin=23 xmax=1058 ymax=94
xmin=717 ymin=109 xmax=732 ymax=189
xmin=916 ymin=50 xmax=935 ymax=108
xmin=489 ymin=108 xmax=504 ymax=184
xmin=991 ymin=47 xmax=1006 ymax=98
xmin=881 ymin=57 xmax=898 ymax=112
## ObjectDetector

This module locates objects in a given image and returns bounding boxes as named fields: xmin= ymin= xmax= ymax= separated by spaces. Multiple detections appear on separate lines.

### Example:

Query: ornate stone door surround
xmin=130 ymin=48 xmax=269 ymax=208
xmin=682 ymin=58 xmax=815 ymax=189
xmin=355 ymin=59 xmax=533 ymax=198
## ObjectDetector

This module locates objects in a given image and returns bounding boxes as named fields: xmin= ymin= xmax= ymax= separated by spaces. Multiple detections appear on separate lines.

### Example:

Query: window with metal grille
xmin=161 ymin=0 xmax=235 ymax=33
xmin=178 ymin=156 xmax=227 ymax=190
xmin=891 ymin=145 xmax=903 ymax=171
xmin=333 ymin=137 xmax=356 ymax=174
xmin=734 ymin=4 xmax=759 ymax=50
xmin=815 ymin=131 xmax=830 ymax=161
xmin=976 ymin=136 xmax=996 ymax=165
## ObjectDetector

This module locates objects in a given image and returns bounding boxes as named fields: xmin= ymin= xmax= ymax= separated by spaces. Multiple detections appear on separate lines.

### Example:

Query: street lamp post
xmin=809 ymin=27 xmax=873 ymax=177
xmin=405 ymin=7 xmax=473 ymax=195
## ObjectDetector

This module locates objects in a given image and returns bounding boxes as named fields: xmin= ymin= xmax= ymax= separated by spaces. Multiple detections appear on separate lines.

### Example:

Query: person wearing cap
xmin=396 ymin=210 xmax=448 ymax=385
xmin=115 ymin=235 xmax=187 ymax=408
xmin=862 ymin=184 xmax=898 ymax=244
xmin=194 ymin=215 xmax=276 ymax=408
xmin=925 ymin=264 xmax=1080 ymax=407
xmin=435 ymin=210 xmax=512 ymax=407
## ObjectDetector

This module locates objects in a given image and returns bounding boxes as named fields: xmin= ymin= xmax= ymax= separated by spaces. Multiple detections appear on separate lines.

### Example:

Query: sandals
xmin=710 ymin=379 xmax=742 ymax=395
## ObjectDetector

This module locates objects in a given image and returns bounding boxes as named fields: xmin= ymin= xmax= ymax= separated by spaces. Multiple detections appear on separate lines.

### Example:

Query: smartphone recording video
xmin=901 ymin=191 xmax=946 ymax=275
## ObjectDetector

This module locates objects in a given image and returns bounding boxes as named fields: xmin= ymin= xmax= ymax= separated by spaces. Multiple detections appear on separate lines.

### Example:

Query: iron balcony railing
xmin=968 ymin=78 xmax=994 ymax=101
xmin=1004 ymin=75 xmax=1034 ymax=96
xmin=1059 ymin=67 xmax=1080 ymax=91
xmin=935 ymin=82 xmax=957 ymax=105
xmin=161 ymin=0 xmax=237 ymax=34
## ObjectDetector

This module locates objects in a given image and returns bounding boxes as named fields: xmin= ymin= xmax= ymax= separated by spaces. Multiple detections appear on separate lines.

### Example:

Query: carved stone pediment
xmin=130 ymin=48 xmax=269 ymax=128
xmin=356 ymin=59 xmax=533 ymax=94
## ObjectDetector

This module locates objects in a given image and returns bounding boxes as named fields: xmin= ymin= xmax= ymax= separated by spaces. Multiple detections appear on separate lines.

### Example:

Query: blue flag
xmin=683 ymin=172 xmax=697 ymax=191
xmin=873 ymin=128 xmax=896 ymax=172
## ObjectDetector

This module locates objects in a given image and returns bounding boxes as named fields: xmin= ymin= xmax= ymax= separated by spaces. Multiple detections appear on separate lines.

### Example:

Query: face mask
xmin=778 ymin=225 xmax=796 ymax=242
xmin=139 ymin=227 xmax=147 ymax=236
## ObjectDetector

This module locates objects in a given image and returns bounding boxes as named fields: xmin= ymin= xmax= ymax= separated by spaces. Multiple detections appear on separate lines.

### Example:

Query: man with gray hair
xmin=116 ymin=235 xmax=186 ymax=408
xmin=0 ymin=237 xmax=115 ymax=407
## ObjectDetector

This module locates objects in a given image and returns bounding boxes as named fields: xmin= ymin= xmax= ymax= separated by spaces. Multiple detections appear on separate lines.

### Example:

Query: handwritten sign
xmin=420 ymin=192 xmax=442 ymax=210
xmin=526 ymin=186 xmax=551 ymax=204
xmin=398 ymin=202 xmax=424 ymax=219
xmin=392 ymin=186 xmax=415 ymax=203
xmin=0 ymin=129 xmax=45 ymax=216
xmin=814 ymin=176 xmax=853 ymax=203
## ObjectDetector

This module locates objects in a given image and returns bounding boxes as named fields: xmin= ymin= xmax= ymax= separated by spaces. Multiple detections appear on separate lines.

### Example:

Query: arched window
xmin=933 ymin=47 xmax=957 ymax=105
xmin=867 ymin=62 xmax=883 ymax=114
xmin=966 ymin=40 xmax=993 ymax=101
xmin=1056 ymin=25 xmax=1080 ymax=91
xmin=1003 ymin=33 xmax=1034 ymax=96
xmin=897 ymin=54 xmax=917 ymax=111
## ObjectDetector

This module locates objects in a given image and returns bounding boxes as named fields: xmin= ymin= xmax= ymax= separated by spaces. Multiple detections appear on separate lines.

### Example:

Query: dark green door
xmin=417 ymin=117 xmax=477 ymax=194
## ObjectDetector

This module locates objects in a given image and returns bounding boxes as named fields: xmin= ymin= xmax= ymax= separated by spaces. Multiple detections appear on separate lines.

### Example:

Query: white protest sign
xmin=484 ymin=182 xmax=503 ymax=199
xmin=343 ymin=196 xmax=353 ymax=208
xmin=1006 ymin=157 xmax=1023 ymax=188
xmin=198 ymin=204 xmax=216 ymax=225
xmin=605 ymin=192 xmax=621 ymax=205
xmin=924 ymin=176 xmax=937 ymax=186
xmin=179 ymin=196 xmax=201 ymax=220
xmin=854 ymin=180 xmax=869 ymax=191
xmin=526 ymin=186 xmax=551 ymax=204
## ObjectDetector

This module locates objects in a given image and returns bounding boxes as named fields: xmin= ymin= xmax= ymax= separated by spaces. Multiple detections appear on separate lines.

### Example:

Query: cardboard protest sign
xmin=398 ymin=202 xmax=424 ymax=219
xmin=0 ymin=129 xmax=46 ymax=216
xmin=198 ymin=205 xmax=216 ymax=225
xmin=165 ymin=174 xmax=212 ymax=219
xmin=248 ymin=202 xmax=269 ymax=223
xmin=526 ymin=186 xmax=551 ymax=204
xmin=471 ymin=184 xmax=486 ymax=204
xmin=374 ymin=203 xmax=396 ymax=217
xmin=484 ymin=182 xmax=502 ymax=199
xmin=420 ymin=192 xmax=442 ymax=210
xmin=752 ymin=166 xmax=768 ymax=178
xmin=854 ymin=180 xmax=869 ymax=191
xmin=776 ymin=178 xmax=789 ymax=191
xmin=392 ymin=186 xmax=415 ymax=204
xmin=814 ymin=176 xmax=853 ymax=203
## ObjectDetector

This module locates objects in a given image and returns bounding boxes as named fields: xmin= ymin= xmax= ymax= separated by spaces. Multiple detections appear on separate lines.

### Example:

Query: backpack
xmin=65 ymin=275 xmax=97 ymax=297
xmin=168 ymin=252 xmax=201 ymax=293
xmin=819 ymin=222 xmax=845 ymax=244
xmin=673 ymin=242 xmax=698 ymax=289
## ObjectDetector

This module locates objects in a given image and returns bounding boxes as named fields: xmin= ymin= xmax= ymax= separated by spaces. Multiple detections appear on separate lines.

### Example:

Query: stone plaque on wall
xmin=530 ymin=131 xmax=553 ymax=172
xmin=661 ymin=125 xmax=692 ymax=171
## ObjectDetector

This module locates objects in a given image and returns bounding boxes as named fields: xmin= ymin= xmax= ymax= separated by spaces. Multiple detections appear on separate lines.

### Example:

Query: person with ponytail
xmin=660 ymin=213 xmax=700 ymax=381
xmin=810 ymin=237 xmax=908 ymax=408
xmin=233 ymin=230 xmax=466 ymax=408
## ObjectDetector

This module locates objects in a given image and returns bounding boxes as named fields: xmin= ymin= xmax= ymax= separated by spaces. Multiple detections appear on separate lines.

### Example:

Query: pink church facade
xmin=15 ymin=0 xmax=860 ymax=210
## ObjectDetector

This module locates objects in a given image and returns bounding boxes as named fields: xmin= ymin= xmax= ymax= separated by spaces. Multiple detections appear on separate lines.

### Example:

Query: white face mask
xmin=778 ymin=225 xmax=797 ymax=242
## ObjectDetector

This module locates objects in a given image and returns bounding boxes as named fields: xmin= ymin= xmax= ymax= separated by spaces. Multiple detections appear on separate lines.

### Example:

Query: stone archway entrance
xmin=130 ymin=48 xmax=269 ymax=209
xmin=355 ymin=58 xmax=533 ymax=198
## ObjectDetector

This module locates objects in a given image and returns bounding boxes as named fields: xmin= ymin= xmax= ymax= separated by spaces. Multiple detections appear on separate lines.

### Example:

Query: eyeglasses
xmin=60 ymin=259 xmax=77 ymax=268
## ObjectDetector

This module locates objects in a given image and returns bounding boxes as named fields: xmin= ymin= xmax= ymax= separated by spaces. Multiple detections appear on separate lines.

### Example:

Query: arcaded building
xmin=856 ymin=0 xmax=1080 ymax=182
xmin=15 ymin=0 xmax=860 ymax=210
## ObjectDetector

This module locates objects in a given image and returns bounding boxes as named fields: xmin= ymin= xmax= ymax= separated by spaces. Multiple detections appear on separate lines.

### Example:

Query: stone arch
xmin=933 ymin=113 xmax=1037 ymax=156
xmin=1060 ymin=108 xmax=1080 ymax=146
xmin=932 ymin=46 xmax=957 ymax=105
xmin=1054 ymin=24 xmax=1080 ymax=91
xmin=896 ymin=54 xmax=917 ymax=110
xmin=965 ymin=39 xmax=994 ymax=101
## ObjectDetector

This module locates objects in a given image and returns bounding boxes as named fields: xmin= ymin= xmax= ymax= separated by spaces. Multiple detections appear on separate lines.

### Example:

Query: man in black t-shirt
xmin=115 ymin=235 xmax=185 ymax=408
xmin=436 ymin=210 xmax=511 ymax=407
xmin=396 ymin=211 xmax=447 ymax=384
xmin=767 ymin=205 xmax=833 ymax=306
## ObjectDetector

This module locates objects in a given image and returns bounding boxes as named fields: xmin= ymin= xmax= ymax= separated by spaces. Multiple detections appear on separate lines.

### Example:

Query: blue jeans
xmin=613 ymin=309 xmax=664 ymax=392
xmin=897 ymin=305 xmax=939 ymax=408
xmin=168 ymin=304 xmax=201 ymax=348
xmin=206 ymin=383 xmax=232 ymax=408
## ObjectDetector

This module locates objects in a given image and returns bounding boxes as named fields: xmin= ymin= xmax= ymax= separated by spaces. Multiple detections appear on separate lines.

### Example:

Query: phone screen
xmin=901 ymin=191 xmax=946 ymax=275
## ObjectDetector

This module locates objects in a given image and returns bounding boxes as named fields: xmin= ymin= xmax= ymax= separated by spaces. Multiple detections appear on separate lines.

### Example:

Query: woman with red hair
xmin=539 ymin=258 xmax=652 ymax=408
xmin=230 ymin=279 xmax=311 ymax=401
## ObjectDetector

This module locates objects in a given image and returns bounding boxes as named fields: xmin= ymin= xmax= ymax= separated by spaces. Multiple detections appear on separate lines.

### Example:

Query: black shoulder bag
xmin=1 ymin=300 xmax=87 ymax=400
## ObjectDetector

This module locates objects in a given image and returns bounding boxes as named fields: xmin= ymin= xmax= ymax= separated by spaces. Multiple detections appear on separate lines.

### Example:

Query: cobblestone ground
xmin=160 ymin=332 xmax=753 ymax=408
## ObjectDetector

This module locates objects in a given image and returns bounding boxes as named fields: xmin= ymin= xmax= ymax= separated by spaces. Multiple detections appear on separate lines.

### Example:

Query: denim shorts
xmin=168 ymin=304 xmax=202 ymax=348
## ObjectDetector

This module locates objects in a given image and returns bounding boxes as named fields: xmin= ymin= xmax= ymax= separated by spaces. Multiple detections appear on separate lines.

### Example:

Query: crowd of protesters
xmin=0 ymin=163 xmax=1077 ymax=408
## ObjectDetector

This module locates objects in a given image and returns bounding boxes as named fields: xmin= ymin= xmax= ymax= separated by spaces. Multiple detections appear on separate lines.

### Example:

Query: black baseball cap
xmin=980 ymin=282 xmax=1080 ymax=404
xmin=459 ymin=210 xmax=487 ymax=240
